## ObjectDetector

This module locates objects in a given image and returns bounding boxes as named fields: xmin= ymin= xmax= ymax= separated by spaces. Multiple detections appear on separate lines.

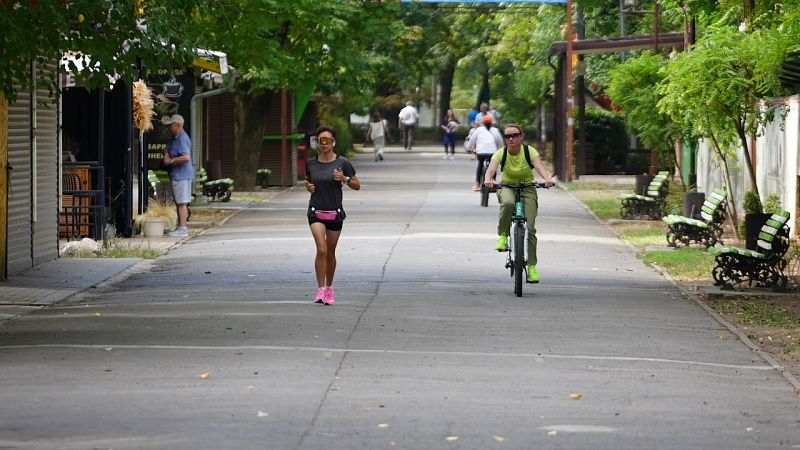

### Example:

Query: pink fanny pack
xmin=314 ymin=209 xmax=339 ymax=221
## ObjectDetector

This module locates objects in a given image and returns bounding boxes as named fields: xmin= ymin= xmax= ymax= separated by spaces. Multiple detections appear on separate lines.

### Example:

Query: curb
xmin=559 ymin=183 xmax=800 ymax=394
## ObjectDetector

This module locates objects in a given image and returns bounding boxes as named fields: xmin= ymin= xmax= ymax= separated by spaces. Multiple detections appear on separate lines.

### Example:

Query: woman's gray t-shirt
xmin=306 ymin=155 xmax=356 ymax=211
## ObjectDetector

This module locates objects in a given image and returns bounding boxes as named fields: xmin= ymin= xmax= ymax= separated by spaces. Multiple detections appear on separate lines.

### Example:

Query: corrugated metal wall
xmin=32 ymin=68 xmax=59 ymax=265
xmin=6 ymin=89 xmax=33 ymax=273
xmin=5 ymin=62 xmax=59 ymax=275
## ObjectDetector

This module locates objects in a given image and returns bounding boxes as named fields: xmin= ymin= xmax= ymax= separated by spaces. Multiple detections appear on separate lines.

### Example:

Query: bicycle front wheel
xmin=513 ymin=221 xmax=525 ymax=297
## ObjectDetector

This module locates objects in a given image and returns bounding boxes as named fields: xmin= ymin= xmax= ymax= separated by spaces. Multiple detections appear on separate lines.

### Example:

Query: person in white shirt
xmin=467 ymin=114 xmax=504 ymax=191
xmin=397 ymin=101 xmax=419 ymax=151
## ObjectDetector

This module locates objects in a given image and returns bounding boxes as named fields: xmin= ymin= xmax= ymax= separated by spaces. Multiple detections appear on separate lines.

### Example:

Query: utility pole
xmin=565 ymin=0 xmax=574 ymax=181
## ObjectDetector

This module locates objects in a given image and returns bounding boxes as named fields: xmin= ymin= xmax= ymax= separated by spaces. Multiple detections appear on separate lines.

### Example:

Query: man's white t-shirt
xmin=470 ymin=126 xmax=504 ymax=155
xmin=399 ymin=105 xmax=419 ymax=126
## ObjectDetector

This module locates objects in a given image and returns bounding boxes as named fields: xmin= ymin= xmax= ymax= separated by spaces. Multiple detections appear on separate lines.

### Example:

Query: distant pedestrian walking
xmin=440 ymin=109 xmax=460 ymax=159
xmin=366 ymin=112 xmax=389 ymax=162
xmin=398 ymin=101 xmax=419 ymax=151
xmin=304 ymin=126 xmax=361 ymax=305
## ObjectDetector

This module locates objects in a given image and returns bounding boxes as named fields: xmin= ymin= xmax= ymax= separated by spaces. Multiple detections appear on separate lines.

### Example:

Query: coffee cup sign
xmin=162 ymin=76 xmax=184 ymax=98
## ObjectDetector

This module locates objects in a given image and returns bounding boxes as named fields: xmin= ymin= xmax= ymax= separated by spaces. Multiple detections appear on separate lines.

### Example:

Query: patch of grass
xmin=639 ymin=248 xmax=715 ymax=280
xmin=571 ymin=191 xmax=622 ymax=220
xmin=562 ymin=182 xmax=631 ymax=192
xmin=190 ymin=207 xmax=236 ymax=224
xmin=619 ymin=225 xmax=666 ymax=248
xmin=65 ymin=242 xmax=162 ymax=259
xmin=714 ymin=298 xmax=799 ymax=327
xmin=230 ymin=191 xmax=274 ymax=203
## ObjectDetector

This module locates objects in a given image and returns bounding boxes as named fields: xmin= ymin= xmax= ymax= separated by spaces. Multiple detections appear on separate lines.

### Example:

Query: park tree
xmin=1 ymin=0 xmax=205 ymax=103
xmin=194 ymin=0 xmax=401 ymax=189
xmin=490 ymin=3 xmax=563 ymax=128
xmin=607 ymin=52 xmax=686 ymax=182
xmin=657 ymin=10 xmax=800 ymax=233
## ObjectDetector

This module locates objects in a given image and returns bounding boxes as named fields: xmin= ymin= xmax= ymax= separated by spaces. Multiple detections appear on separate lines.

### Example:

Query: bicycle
xmin=478 ymin=156 xmax=496 ymax=207
xmin=495 ymin=181 xmax=548 ymax=297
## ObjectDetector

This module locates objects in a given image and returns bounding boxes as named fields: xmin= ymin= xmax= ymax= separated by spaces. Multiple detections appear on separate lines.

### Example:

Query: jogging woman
xmin=304 ymin=126 xmax=361 ymax=304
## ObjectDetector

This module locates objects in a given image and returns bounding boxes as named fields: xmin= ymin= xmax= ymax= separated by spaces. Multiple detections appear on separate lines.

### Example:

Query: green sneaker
xmin=495 ymin=235 xmax=508 ymax=252
xmin=526 ymin=264 xmax=539 ymax=283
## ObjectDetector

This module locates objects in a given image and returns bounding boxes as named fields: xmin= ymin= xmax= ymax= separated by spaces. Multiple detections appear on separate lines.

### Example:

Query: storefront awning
xmin=193 ymin=48 xmax=228 ymax=75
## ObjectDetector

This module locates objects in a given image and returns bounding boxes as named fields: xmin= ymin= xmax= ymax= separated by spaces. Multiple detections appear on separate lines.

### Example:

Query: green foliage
xmin=762 ymin=193 xmax=782 ymax=214
xmin=580 ymin=108 xmax=628 ymax=174
xmin=1 ymin=0 xmax=203 ymax=102
xmin=742 ymin=191 xmax=763 ymax=214
xmin=657 ymin=20 xmax=800 ymax=184
xmin=607 ymin=52 xmax=684 ymax=157
xmin=489 ymin=4 xmax=563 ymax=127
xmin=319 ymin=115 xmax=352 ymax=157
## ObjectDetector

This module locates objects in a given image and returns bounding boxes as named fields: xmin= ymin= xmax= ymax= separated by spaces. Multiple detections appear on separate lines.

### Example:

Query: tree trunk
xmin=234 ymin=92 xmax=270 ymax=191
xmin=710 ymin=130 xmax=740 ymax=240
xmin=476 ymin=57 xmax=490 ymax=108
xmin=438 ymin=61 xmax=455 ymax=122
xmin=736 ymin=122 xmax=759 ymax=197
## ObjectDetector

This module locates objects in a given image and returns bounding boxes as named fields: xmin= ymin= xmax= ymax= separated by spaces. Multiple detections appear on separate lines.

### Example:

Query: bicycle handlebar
xmin=496 ymin=181 xmax=549 ymax=190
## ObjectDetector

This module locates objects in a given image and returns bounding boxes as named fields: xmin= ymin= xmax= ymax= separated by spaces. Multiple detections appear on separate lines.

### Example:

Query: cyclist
xmin=483 ymin=123 xmax=554 ymax=283
xmin=467 ymin=114 xmax=504 ymax=191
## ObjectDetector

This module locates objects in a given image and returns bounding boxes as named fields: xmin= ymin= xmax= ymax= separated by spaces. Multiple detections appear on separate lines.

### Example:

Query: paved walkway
xmin=1 ymin=145 xmax=798 ymax=448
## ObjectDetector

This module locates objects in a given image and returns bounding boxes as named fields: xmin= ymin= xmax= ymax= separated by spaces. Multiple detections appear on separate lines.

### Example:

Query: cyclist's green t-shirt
xmin=491 ymin=146 xmax=539 ymax=183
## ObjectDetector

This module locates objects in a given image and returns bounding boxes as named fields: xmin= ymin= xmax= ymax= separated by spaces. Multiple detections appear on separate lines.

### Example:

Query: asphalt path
xmin=1 ymin=149 xmax=799 ymax=449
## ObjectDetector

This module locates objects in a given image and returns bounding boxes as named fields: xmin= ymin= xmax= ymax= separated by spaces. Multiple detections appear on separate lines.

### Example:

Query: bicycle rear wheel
xmin=513 ymin=222 xmax=525 ymax=296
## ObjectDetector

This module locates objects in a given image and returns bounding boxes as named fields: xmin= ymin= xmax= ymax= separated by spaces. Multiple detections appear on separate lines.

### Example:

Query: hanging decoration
xmin=132 ymin=80 xmax=155 ymax=132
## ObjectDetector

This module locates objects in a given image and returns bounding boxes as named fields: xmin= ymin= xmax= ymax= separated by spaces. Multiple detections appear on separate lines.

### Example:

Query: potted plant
xmin=134 ymin=198 xmax=177 ymax=237
xmin=256 ymin=168 xmax=271 ymax=188
xmin=742 ymin=191 xmax=770 ymax=250
xmin=682 ymin=183 xmax=705 ymax=220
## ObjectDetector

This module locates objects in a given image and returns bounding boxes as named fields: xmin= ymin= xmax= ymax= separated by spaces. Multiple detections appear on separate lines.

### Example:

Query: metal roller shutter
xmin=6 ymin=89 xmax=32 ymax=274
xmin=32 ymin=62 xmax=59 ymax=265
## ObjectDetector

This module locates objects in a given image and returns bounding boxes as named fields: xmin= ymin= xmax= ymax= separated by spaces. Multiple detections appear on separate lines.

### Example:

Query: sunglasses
xmin=503 ymin=132 xmax=522 ymax=139
xmin=318 ymin=136 xmax=335 ymax=145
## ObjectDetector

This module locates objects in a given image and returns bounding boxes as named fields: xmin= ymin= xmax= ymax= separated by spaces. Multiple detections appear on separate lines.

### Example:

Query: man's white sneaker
xmin=169 ymin=227 xmax=189 ymax=237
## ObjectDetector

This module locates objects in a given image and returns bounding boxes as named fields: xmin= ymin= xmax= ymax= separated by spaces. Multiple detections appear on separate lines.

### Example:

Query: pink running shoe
xmin=323 ymin=286 xmax=335 ymax=305
xmin=314 ymin=287 xmax=327 ymax=304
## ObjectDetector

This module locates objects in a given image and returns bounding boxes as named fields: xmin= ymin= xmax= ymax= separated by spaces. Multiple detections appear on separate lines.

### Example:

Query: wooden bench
xmin=709 ymin=210 xmax=791 ymax=290
xmin=662 ymin=188 xmax=727 ymax=248
xmin=620 ymin=171 xmax=670 ymax=220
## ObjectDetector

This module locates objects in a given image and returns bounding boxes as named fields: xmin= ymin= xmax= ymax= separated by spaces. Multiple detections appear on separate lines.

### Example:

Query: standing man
xmin=161 ymin=114 xmax=194 ymax=237
xmin=397 ymin=100 xmax=419 ymax=151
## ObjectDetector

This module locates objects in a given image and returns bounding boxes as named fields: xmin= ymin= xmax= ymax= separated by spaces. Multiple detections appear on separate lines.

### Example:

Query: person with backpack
xmin=483 ymin=123 xmax=554 ymax=283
